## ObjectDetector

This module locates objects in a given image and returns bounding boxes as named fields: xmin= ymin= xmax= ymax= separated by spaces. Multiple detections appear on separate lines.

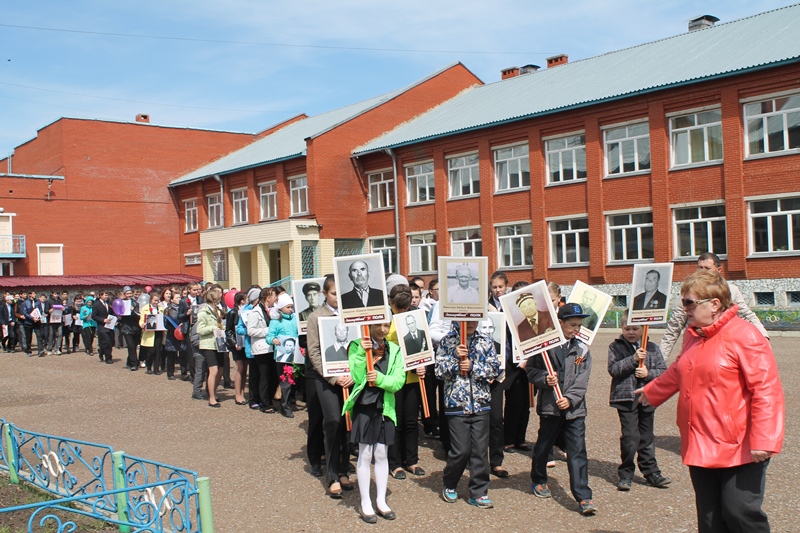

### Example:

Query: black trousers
xmin=275 ymin=362 xmax=292 ymax=412
xmin=389 ymin=380 xmax=421 ymax=471
xmin=306 ymin=375 xmax=349 ymax=483
xmin=145 ymin=333 xmax=164 ymax=372
xmin=615 ymin=402 xmax=659 ymax=479
xmin=3 ymin=324 xmax=16 ymax=350
xmin=442 ymin=412 xmax=490 ymax=499
xmin=504 ymin=371 xmax=531 ymax=446
xmin=420 ymin=366 xmax=439 ymax=431
xmin=489 ymin=382 xmax=505 ymax=469
xmin=81 ymin=327 xmax=96 ymax=354
xmin=250 ymin=353 xmax=274 ymax=408
xmin=531 ymin=414 xmax=592 ymax=502
xmin=689 ymin=461 xmax=770 ymax=533
xmin=123 ymin=333 xmax=139 ymax=368
xmin=96 ymin=327 xmax=113 ymax=360
xmin=17 ymin=324 xmax=29 ymax=353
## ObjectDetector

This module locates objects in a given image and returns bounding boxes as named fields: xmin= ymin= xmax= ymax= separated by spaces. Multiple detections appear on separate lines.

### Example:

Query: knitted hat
xmin=247 ymin=288 xmax=261 ymax=303
xmin=385 ymin=274 xmax=408 ymax=293
xmin=276 ymin=292 xmax=294 ymax=310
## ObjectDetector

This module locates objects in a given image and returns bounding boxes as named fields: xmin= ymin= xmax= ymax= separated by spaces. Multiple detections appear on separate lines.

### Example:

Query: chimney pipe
xmin=688 ymin=15 xmax=719 ymax=32
xmin=136 ymin=114 xmax=150 ymax=123
xmin=501 ymin=66 xmax=520 ymax=80
xmin=546 ymin=54 xmax=568 ymax=68
xmin=519 ymin=64 xmax=541 ymax=75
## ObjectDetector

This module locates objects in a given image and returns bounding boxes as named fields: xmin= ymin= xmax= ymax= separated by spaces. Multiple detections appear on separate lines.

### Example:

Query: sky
xmin=0 ymin=0 xmax=796 ymax=158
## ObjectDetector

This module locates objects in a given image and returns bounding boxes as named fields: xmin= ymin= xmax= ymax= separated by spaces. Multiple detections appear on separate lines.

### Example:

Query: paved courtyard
xmin=1 ymin=331 xmax=796 ymax=532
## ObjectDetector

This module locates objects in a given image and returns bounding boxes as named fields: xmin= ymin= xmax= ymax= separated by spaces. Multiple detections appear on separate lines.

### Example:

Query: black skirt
xmin=350 ymin=403 xmax=395 ymax=446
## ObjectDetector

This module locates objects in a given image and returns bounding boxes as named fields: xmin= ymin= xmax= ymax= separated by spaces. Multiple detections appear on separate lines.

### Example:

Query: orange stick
xmin=460 ymin=321 xmax=468 ymax=377
xmin=639 ymin=325 xmax=649 ymax=369
xmin=529 ymin=382 xmax=536 ymax=409
xmin=362 ymin=324 xmax=374 ymax=387
xmin=419 ymin=376 xmax=430 ymax=419
xmin=342 ymin=387 xmax=352 ymax=431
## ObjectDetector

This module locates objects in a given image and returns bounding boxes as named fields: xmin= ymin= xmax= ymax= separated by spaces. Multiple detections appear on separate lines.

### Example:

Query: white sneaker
xmin=139 ymin=362 xmax=146 ymax=368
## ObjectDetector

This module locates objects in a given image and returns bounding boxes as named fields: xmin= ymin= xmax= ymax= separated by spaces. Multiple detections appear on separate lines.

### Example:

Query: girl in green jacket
xmin=342 ymin=321 xmax=405 ymax=523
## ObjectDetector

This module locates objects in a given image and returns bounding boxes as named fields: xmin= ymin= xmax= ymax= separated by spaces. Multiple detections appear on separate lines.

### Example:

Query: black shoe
xmin=223 ymin=382 xmax=234 ymax=390
xmin=153 ymin=371 xmax=161 ymax=376
xmin=260 ymin=406 xmax=275 ymax=414
xmin=280 ymin=407 xmax=294 ymax=418
xmin=347 ymin=462 xmax=356 ymax=474
xmin=515 ymin=444 xmax=533 ymax=452
xmin=645 ymin=472 xmax=671 ymax=488
xmin=168 ymin=375 xmax=177 ymax=381
xmin=359 ymin=509 xmax=377 ymax=524
xmin=616 ymin=478 xmax=632 ymax=491
xmin=130 ymin=366 xmax=138 ymax=371
xmin=146 ymin=369 xmax=153 ymax=375
xmin=309 ymin=464 xmax=323 ymax=477
xmin=491 ymin=467 xmax=509 ymax=478
xmin=105 ymin=359 xmax=113 ymax=364
xmin=391 ymin=468 xmax=406 ymax=480
xmin=376 ymin=508 xmax=396 ymax=521
xmin=191 ymin=393 xmax=206 ymax=401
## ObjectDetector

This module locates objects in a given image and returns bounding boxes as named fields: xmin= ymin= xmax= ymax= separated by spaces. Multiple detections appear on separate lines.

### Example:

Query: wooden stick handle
xmin=460 ymin=321 xmax=468 ymax=377
xmin=639 ymin=325 xmax=649 ymax=369
xmin=529 ymin=382 xmax=536 ymax=409
xmin=342 ymin=387 xmax=352 ymax=431
xmin=362 ymin=324 xmax=375 ymax=386
xmin=539 ymin=352 xmax=563 ymax=400
xmin=419 ymin=376 xmax=430 ymax=419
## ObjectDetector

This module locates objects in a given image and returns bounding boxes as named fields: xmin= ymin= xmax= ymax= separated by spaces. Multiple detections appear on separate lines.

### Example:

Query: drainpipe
xmin=384 ymin=149 xmax=401 ymax=274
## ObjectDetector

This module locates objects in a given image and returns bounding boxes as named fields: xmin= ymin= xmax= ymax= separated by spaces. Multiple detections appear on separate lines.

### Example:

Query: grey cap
xmin=247 ymin=287 xmax=261 ymax=303
xmin=123 ymin=286 xmax=132 ymax=293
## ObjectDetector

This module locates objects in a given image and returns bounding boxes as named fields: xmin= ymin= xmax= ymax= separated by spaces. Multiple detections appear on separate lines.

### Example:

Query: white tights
xmin=357 ymin=442 xmax=390 ymax=515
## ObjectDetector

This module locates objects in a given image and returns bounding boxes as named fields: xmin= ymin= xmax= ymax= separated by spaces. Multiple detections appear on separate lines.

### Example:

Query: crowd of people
xmin=1 ymin=251 xmax=784 ymax=530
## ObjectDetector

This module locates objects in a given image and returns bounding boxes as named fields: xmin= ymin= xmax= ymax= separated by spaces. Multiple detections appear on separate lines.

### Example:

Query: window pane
xmin=793 ymin=214 xmax=800 ymax=251
xmin=675 ymin=207 xmax=697 ymax=221
xmin=521 ymin=158 xmax=530 ymax=186
xmin=625 ymin=227 xmax=638 ymax=259
xmin=641 ymin=226 xmax=654 ymax=258
xmin=576 ymin=149 xmax=587 ymax=179
xmin=779 ymin=95 xmax=800 ymax=111
xmin=638 ymin=138 xmax=651 ymax=170
xmin=752 ymin=200 xmax=777 ymax=214
xmin=554 ymin=220 xmax=569 ymax=231
xmin=610 ymin=214 xmax=629 ymax=226
xmin=632 ymin=212 xmax=652 ymax=225
xmin=772 ymin=215 xmax=789 ymax=251
xmin=748 ymin=118 xmax=765 ymax=155
xmin=549 ymin=138 xmax=565 ymax=150
xmin=622 ymin=140 xmax=636 ymax=173
xmin=677 ymin=224 xmax=692 ymax=256
xmin=674 ymin=131 xmax=689 ymax=165
xmin=744 ymin=102 xmax=762 ymax=116
xmin=571 ymin=218 xmax=589 ymax=230
xmin=607 ymin=143 xmax=620 ymax=174
xmin=611 ymin=228 xmax=623 ymax=260
xmin=562 ymin=150 xmax=574 ymax=180
xmin=701 ymin=205 xmax=725 ymax=218
xmin=497 ymin=161 xmax=509 ymax=189
xmin=565 ymin=233 xmax=577 ymax=262
xmin=753 ymin=217 xmax=769 ymax=252
xmin=693 ymin=222 xmax=709 ymax=255
xmin=708 ymin=125 xmax=723 ymax=160
xmin=496 ymin=148 xmax=512 ymax=160
xmin=698 ymin=109 xmax=721 ymax=124
xmin=674 ymin=115 xmax=695 ymax=128
xmin=579 ymin=232 xmax=590 ymax=262
xmin=711 ymin=220 xmax=727 ymax=254
xmin=690 ymin=128 xmax=706 ymax=162
xmin=629 ymin=123 xmax=649 ymax=136
xmin=606 ymin=127 xmax=626 ymax=141
xmin=549 ymin=153 xmax=561 ymax=182
xmin=553 ymin=234 xmax=563 ymax=263
xmin=767 ymin=115 xmax=785 ymax=152
xmin=788 ymin=111 xmax=800 ymax=149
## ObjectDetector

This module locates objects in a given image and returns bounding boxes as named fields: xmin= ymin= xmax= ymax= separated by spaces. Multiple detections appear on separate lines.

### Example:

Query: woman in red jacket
xmin=637 ymin=270 xmax=783 ymax=533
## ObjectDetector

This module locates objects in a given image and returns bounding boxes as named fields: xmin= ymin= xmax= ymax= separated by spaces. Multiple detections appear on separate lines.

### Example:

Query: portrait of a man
xmin=340 ymin=260 xmax=385 ymax=309
xmin=515 ymin=292 xmax=554 ymax=342
xmin=276 ymin=337 xmax=298 ymax=363
xmin=580 ymin=290 xmax=600 ymax=331
xmin=298 ymin=281 xmax=322 ymax=322
xmin=447 ymin=263 xmax=479 ymax=304
xmin=402 ymin=314 xmax=428 ymax=355
xmin=633 ymin=269 xmax=668 ymax=310
xmin=478 ymin=317 xmax=501 ymax=355
xmin=324 ymin=324 xmax=350 ymax=362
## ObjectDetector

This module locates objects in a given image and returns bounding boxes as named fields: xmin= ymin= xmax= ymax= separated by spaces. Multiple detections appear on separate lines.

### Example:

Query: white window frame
xmin=548 ymin=216 xmax=590 ymax=266
xmin=36 ymin=243 xmax=64 ymax=276
xmin=447 ymin=153 xmax=480 ymax=199
xmin=748 ymin=196 xmax=800 ymax=255
xmin=606 ymin=210 xmax=654 ymax=263
xmin=370 ymin=236 xmax=398 ymax=273
xmin=289 ymin=175 xmax=308 ymax=216
xmin=184 ymin=253 xmax=201 ymax=266
xmin=672 ymin=204 xmax=727 ymax=259
xmin=545 ymin=132 xmax=586 ymax=185
xmin=207 ymin=193 xmax=223 ymax=229
xmin=408 ymin=232 xmax=437 ymax=274
xmin=743 ymin=92 xmax=800 ymax=158
xmin=496 ymin=222 xmax=533 ymax=268
xmin=232 ymin=188 xmax=248 ymax=225
xmin=603 ymin=121 xmax=651 ymax=177
xmin=669 ymin=108 xmax=723 ymax=168
xmin=368 ymin=170 xmax=394 ymax=211
xmin=450 ymin=227 xmax=482 ymax=257
xmin=494 ymin=143 xmax=530 ymax=192
xmin=406 ymin=161 xmax=435 ymax=205
xmin=184 ymin=198 xmax=198 ymax=233
xmin=259 ymin=181 xmax=277 ymax=221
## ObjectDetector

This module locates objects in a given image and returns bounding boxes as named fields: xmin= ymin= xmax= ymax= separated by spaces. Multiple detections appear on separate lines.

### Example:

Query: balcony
xmin=0 ymin=235 xmax=26 ymax=258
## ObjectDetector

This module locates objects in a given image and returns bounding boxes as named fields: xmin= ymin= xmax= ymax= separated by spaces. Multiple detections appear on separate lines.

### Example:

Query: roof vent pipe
xmin=501 ymin=66 xmax=520 ymax=80
xmin=688 ymin=15 xmax=719 ymax=32
xmin=546 ymin=54 xmax=568 ymax=68
xmin=519 ymin=64 xmax=541 ymax=75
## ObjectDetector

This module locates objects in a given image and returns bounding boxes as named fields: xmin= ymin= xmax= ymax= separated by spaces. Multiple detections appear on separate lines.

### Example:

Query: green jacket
xmin=196 ymin=303 xmax=222 ymax=351
xmin=341 ymin=339 xmax=406 ymax=425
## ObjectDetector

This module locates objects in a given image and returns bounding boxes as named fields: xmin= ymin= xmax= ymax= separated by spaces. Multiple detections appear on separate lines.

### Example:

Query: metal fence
xmin=0 ymin=419 xmax=214 ymax=532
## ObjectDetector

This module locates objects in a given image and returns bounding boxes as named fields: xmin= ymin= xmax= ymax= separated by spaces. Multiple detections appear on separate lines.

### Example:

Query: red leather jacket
xmin=644 ymin=305 xmax=784 ymax=468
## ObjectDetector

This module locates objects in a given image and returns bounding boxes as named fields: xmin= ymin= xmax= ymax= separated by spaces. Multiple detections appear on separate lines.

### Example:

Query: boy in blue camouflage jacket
xmin=435 ymin=321 xmax=500 ymax=509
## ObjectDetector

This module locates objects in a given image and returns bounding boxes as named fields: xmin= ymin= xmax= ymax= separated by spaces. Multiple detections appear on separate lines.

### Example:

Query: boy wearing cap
xmin=527 ymin=303 xmax=596 ymax=516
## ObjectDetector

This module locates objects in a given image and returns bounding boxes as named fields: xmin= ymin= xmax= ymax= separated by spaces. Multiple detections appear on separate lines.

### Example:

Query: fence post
xmin=197 ymin=476 xmax=215 ymax=533
xmin=2 ymin=422 xmax=18 ymax=484
xmin=111 ymin=451 xmax=130 ymax=533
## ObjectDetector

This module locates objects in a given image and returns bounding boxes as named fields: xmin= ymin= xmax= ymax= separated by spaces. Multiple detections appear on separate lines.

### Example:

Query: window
xmin=750 ymin=197 xmax=800 ymax=254
xmin=406 ymin=162 xmax=434 ymax=204
xmin=495 ymin=144 xmax=530 ymax=191
xmin=409 ymin=233 xmax=437 ymax=273
xmin=232 ymin=189 xmax=248 ymax=225
xmin=605 ymin=123 xmax=651 ymax=175
xmin=212 ymin=250 xmax=228 ymax=281
xmin=289 ymin=176 xmax=308 ymax=216
xmin=207 ymin=194 xmax=223 ymax=229
xmin=371 ymin=238 xmax=397 ymax=273
xmin=670 ymin=109 xmax=723 ymax=167
xmin=450 ymin=228 xmax=482 ymax=257
xmin=301 ymin=241 xmax=318 ymax=278
xmin=334 ymin=239 xmax=364 ymax=257
xmin=745 ymin=94 xmax=800 ymax=156
xmin=674 ymin=205 xmax=727 ymax=257
xmin=448 ymin=154 xmax=480 ymax=198
xmin=37 ymin=244 xmax=64 ymax=276
xmin=607 ymin=212 xmax=654 ymax=262
xmin=612 ymin=295 xmax=628 ymax=308
xmin=368 ymin=171 xmax=394 ymax=210
xmin=754 ymin=292 xmax=775 ymax=307
xmin=546 ymin=134 xmax=586 ymax=184
xmin=184 ymin=199 xmax=198 ymax=232
xmin=550 ymin=218 xmax=590 ymax=265
xmin=184 ymin=253 xmax=201 ymax=266
xmin=259 ymin=182 xmax=277 ymax=220
xmin=788 ymin=291 xmax=800 ymax=306
xmin=497 ymin=223 xmax=532 ymax=268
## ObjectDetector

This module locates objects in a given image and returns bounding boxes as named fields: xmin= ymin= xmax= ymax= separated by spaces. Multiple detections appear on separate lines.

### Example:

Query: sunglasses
xmin=682 ymin=298 xmax=712 ymax=309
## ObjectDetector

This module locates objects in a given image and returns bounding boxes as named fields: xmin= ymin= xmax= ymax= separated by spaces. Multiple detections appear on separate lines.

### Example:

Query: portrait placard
xmin=318 ymin=316 xmax=357 ymax=377
xmin=393 ymin=309 xmax=434 ymax=371
xmin=500 ymin=280 xmax=565 ymax=360
xmin=628 ymin=263 xmax=674 ymax=325
xmin=438 ymin=256 xmax=487 ymax=320
xmin=333 ymin=253 xmax=390 ymax=325
xmin=478 ymin=312 xmax=506 ymax=370
xmin=292 ymin=277 xmax=326 ymax=335
xmin=567 ymin=281 xmax=612 ymax=345
xmin=275 ymin=335 xmax=300 ymax=364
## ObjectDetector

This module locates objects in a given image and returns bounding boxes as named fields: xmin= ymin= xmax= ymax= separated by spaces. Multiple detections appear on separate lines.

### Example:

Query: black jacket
xmin=91 ymin=298 xmax=115 ymax=326
xmin=607 ymin=336 xmax=665 ymax=408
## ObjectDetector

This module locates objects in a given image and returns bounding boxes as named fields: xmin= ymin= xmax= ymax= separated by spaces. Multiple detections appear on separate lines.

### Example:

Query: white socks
xmin=357 ymin=443 xmax=391 ymax=515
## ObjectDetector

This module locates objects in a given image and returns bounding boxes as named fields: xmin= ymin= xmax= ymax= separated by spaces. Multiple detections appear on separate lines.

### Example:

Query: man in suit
xmin=632 ymin=270 xmax=668 ymax=310
xmin=340 ymin=260 xmax=385 ymax=309
xmin=92 ymin=290 xmax=116 ymax=363
xmin=0 ymin=295 xmax=17 ymax=352
xmin=515 ymin=293 xmax=555 ymax=342
xmin=16 ymin=291 xmax=34 ymax=356
xmin=580 ymin=291 xmax=600 ymax=331
xmin=402 ymin=314 xmax=428 ymax=355
xmin=298 ymin=282 xmax=323 ymax=322
xmin=324 ymin=324 xmax=349 ymax=362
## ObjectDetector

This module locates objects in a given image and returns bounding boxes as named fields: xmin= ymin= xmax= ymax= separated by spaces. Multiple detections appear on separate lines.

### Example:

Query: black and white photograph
xmin=438 ymin=256 xmax=488 ymax=320
xmin=292 ymin=276 xmax=326 ymax=335
xmin=499 ymin=280 xmax=564 ymax=360
xmin=393 ymin=309 xmax=434 ymax=370
xmin=628 ymin=262 xmax=674 ymax=325
xmin=318 ymin=316 xmax=358 ymax=377
xmin=567 ymin=280 xmax=612 ymax=345
xmin=333 ymin=252 xmax=390 ymax=325
xmin=479 ymin=312 xmax=506 ymax=369
xmin=274 ymin=335 xmax=300 ymax=364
